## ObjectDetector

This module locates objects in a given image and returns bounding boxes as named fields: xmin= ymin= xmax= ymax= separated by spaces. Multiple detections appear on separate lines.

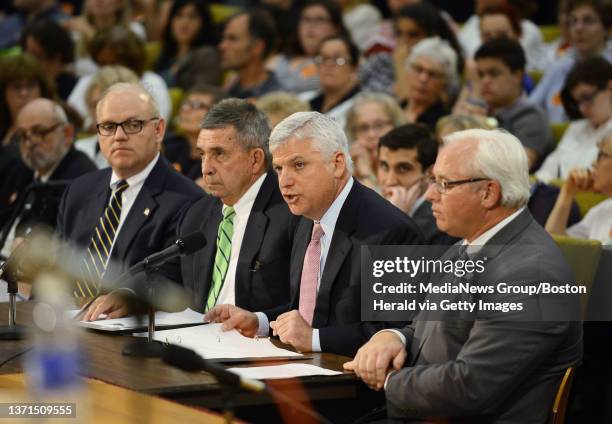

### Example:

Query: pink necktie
xmin=298 ymin=223 xmax=324 ymax=325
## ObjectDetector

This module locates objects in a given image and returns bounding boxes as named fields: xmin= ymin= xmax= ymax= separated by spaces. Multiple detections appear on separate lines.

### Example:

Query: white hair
xmin=407 ymin=36 xmax=459 ymax=96
xmin=270 ymin=111 xmax=353 ymax=172
xmin=444 ymin=129 xmax=530 ymax=208
xmin=96 ymin=82 xmax=160 ymax=118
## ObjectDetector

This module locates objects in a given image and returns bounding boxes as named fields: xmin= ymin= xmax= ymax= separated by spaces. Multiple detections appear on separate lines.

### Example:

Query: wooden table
xmin=0 ymin=302 xmax=378 ymax=422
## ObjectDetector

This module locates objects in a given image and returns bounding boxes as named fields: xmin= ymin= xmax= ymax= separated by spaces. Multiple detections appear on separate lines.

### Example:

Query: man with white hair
xmin=206 ymin=112 xmax=423 ymax=356
xmin=1 ymin=98 xmax=96 ymax=257
xmin=57 ymin=83 xmax=202 ymax=305
xmin=344 ymin=129 xmax=582 ymax=423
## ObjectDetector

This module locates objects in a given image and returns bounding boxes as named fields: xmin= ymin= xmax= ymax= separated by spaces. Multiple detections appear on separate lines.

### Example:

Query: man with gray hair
xmin=1 ymin=98 xmax=96 ymax=257
xmin=58 ymin=83 xmax=202 ymax=313
xmin=206 ymin=111 xmax=423 ymax=356
xmin=345 ymin=129 xmax=582 ymax=423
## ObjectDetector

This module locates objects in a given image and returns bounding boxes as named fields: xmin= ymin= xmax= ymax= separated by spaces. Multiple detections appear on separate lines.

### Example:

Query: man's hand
xmin=270 ymin=310 xmax=312 ymax=353
xmin=205 ymin=304 xmax=259 ymax=337
xmin=83 ymin=292 xmax=130 ymax=321
xmin=383 ymin=183 xmax=424 ymax=214
xmin=343 ymin=331 xmax=407 ymax=391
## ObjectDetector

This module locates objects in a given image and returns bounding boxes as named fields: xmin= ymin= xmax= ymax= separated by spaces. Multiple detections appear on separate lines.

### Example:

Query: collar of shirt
xmin=317 ymin=177 xmax=354 ymax=239
xmin=223 ymin=173 xmax=267 ymax=222
xmin=110 ymin=152 xmax=159 ymax=192
xmin=463 ymin=207 xmax=525 ymax=249
xmin=408 ymin=194 xmax=427 ymax=217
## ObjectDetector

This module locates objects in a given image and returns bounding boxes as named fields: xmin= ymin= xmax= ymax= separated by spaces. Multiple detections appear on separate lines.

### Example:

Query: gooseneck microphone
xmin=143 ymin=232 xmax=207 ymax=268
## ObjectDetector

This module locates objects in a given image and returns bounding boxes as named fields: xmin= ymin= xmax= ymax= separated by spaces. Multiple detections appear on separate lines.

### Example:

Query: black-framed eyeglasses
xmin=427 ymin=177 xmax=491 ymax=194
xmin=96 ymin=118 xmax=159 ymax=136
xmin=14 ymin=122 xmax=64 ymax=144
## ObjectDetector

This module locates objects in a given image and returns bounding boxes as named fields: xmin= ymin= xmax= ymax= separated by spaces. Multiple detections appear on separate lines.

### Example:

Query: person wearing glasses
xmin=0 ymin=99 xmax=96 ymax=259
xmin=401 ymin=37 xmax=458 ymax=132
xmin=546 ymin=132 xmax=612 ymax=245
xmin=302 ymin=34 xmax=361 ymax=129
xmin=345 ymin=128 xmax=582 ymax=423
xmin=56 ymin=82 xmax=203 ymax=307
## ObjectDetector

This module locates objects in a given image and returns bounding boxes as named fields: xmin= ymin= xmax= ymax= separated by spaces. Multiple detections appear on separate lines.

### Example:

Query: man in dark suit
xmin=206 ymin=112 xmax=423 ymax=356
xmin=178 ymin=98 xmax=299 ymax=312
xmin=377 ymin=124 xmax=457 ymax=245
xmin=1 ymin=98 xmax=96 ymax=257
xmin=345 ymin=129 xmax=582 ymax=423
xmin=57 ymin=83 xmax=202 ymax=316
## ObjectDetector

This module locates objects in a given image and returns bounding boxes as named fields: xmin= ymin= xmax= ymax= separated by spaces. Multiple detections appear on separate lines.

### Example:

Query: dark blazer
xmin=1 ymin=147 xmax=97 ymax=243
xmin=264 ymin=179 xmax=424 ymax=356
xmin=411 ymin=200 xmax=459 ymax=246
xmin=178 ymin=172 xmax=300 ymax=312
xmin=386 ymin=209 xmax=583 ymax=423
xmin=57 ymin=156 xmax=203 ymax=285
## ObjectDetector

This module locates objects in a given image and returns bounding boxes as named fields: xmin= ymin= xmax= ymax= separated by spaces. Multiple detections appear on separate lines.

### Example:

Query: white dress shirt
xmin=215 ymin=173 xmax=267 ymax=306
xmin=256 ymin=177 xmax=355 ymax=352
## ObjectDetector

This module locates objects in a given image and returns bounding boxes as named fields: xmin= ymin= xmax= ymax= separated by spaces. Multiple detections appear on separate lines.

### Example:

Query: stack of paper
xmin=228 ymin=364 xmax=342 ymax=380
xmin=68 ymin=308 xmax=204 ymax=332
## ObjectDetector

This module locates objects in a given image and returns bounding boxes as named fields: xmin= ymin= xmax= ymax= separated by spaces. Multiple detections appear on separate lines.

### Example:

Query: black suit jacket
xmin=178 ymin=172 xmax=300 ymax=312
xmin=264 ymin=179 xmax=424 ymax=356
xmin=57 ymin=156 xmax=203 ymax=285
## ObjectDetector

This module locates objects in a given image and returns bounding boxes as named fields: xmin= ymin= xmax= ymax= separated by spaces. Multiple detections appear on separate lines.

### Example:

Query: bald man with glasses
xmin=57 ymin=83 xmax=202 ymax=308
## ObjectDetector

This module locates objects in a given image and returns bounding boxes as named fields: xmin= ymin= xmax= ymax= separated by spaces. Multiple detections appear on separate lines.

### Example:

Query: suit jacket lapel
xmin=235 ymin=173 xmax=274 ymax=308
xmin=291 ymin=218 xmax=312 ymax=310
xmin=193 ymin=201 xmax=221 ymax=310
xmin=78 ymin=170 xmax=111 ymax=246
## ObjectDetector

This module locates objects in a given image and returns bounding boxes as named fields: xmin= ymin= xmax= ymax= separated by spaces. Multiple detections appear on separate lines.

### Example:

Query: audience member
xmin=57 ymin=83 xmax=202 ymax=303
xmin=345 ymin=128 xmax=582 ymax=423
xmin=220 ymin=9 xmax=282 ymax=99
xmin=269 ymin=0 xmax=347 ymax=94
xmin=1 ymin=99 xmax=96 ymax=258
xmin=21 ymin=19 xmax=78 ymax=101
xmin=377 ymin=124 xmax=457 ymax=244
xmin=530 ymin=0 xmax=612 ymax=123
xmin=68 ymin=25 xmax=172 ymax=122
xmin=302 ymin=35 xmax=360 ymax=129
xmin=345 ymin=93 xmax=405 ymax=187
xmin=154 ymin=0 xmax=220 ymax=89
xmin=436 ymin=114 xmax=496 ymax=143
xmin=537 ymin=57 xmax=612 ymax=182
xmin=546 ymin=131 xmax=612 ymax=244
xmin=206 ymin=111 xmax=423 ymax=356
xmin=0 ymin=0 xmax=68 ymax=50
xmin=256 ymin=91 xmax=310 ymax=128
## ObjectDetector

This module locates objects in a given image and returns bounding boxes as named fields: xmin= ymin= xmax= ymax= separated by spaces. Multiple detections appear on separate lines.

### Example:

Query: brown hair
xmin=89 ymin=25 xmax=147 ymax=76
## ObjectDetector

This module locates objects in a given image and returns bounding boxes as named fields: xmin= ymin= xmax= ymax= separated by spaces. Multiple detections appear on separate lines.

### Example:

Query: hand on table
xmin=270 ymin=310 xmax=313 ymax=353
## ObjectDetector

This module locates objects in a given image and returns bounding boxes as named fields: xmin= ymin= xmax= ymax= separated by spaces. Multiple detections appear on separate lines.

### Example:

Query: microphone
xmin=142 ymin=232 xmax=206 ymax=268
xmin=163 ymin=344 xmax=266 ymax=393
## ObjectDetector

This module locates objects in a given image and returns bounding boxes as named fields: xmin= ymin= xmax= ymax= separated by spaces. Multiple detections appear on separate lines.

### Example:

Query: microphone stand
xmin=0 ymin=260 xmax=26 ymax=340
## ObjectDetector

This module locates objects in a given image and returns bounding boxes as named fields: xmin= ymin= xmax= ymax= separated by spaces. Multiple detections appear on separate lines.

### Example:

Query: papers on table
xmin=228 ymin=364 xmax=342 ymax=380
xmin=151 ymin=324 xmax=303 ymax=361
xmin=68 ymin=308 xmax=204 ymax=332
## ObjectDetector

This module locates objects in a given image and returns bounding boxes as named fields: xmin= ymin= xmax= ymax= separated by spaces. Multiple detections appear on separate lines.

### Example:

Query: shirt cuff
xmin=254 ymin=312 xmax=270 ymax=337
xmin=384 ymin=369 xmax=397 ymax=390
xmin=311 ymin=329 xmax=321 ymax=352
xmin=375 ymin=328 xmax=407 ymax=346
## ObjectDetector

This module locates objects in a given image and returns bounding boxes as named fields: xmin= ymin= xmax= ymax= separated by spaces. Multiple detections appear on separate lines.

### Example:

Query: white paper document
xmin=228 ymin=364 xmax=342 ymax=380
xmin=151 ymin=323 xmax=303 ymax=360
xmin=67 ymin=308 xmax=204 ymax=331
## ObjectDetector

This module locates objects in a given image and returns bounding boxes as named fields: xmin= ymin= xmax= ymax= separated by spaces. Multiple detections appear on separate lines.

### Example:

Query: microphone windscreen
xmin=178 ymin=232 xmax=207 ymax=255
xmin=163 ymin=344 xmax=204 ymax=372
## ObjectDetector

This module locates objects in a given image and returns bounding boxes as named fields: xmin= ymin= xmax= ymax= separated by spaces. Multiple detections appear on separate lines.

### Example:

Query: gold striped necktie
xmin=75 ymin=180 xmax=129 ymax=299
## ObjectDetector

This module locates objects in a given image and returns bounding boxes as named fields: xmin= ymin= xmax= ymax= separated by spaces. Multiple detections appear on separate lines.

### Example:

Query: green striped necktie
xmin=205 ymin=206 xmax=235 ymax=312
xmin=75 ymin=180 xmax=129 ymax=299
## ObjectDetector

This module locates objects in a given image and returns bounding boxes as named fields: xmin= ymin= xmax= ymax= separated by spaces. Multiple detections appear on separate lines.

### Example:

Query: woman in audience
xmin=301 ymin=34 xmax=360 ymax=128
xmin=65 ymin=0 xmax=146 ymax=76
xmin=164 ymin=84 xmax=225 ymax=184
xmin=401 ymin=37 xmax=459 ymax=131
xmin=546 ymin=132 xmax=612 ymax=244
xmin=270 ymin=0 xmax=347 ymax=94
xmin=74 ymin=65 xmax=140 ymax=168
xmin=345 ymin=93 xmax=405 ymax=187
xmin=256 ymin=91 xmax=310 ymax=128
xmin=537 ymin=57 xmax=612 ymax=183
xmin=68 ymin=25 xmax=172 ymax=123
xmin=154 ymin=0 xmax=220 ymax=89
xmin=530 ymin=0 xmax=612 ymax=123
xmin=436 ymin=114 xmax=496 ymax=144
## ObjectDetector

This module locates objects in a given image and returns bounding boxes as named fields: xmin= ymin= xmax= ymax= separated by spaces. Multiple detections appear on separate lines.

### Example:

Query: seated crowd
xmin=1 ymin=0 xmax=610 ymax=422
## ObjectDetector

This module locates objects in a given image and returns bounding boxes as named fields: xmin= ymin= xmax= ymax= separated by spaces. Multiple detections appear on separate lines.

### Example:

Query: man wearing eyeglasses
xmin=57 ymin=82 xmax=203 ymax=308
xmin=345 ymin=129 xmax=582 ymax=423
xmin=1 ymin=98 xmax=96 ymax=258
